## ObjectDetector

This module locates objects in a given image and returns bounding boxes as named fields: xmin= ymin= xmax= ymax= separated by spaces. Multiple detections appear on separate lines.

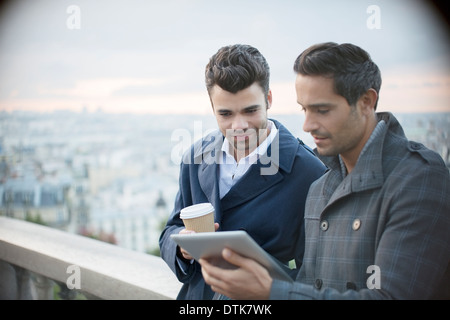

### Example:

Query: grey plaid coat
xmin=270 ymin=112 xmax=450 ymax=299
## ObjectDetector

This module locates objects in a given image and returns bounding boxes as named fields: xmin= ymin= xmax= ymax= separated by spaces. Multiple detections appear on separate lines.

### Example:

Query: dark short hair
xmin=205 ymin=44 xmax=270 ymax=101
xmin=293 ymin=42 xmax=382 ymax=110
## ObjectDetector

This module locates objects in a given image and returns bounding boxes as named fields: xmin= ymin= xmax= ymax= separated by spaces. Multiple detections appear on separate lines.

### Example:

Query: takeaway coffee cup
xmin=180 ymin=203 xmax=215 ymax=233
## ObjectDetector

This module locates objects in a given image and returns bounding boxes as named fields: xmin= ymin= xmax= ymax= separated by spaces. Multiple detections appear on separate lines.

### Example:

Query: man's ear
xmin=267 ymin=89 xmax=272 ymax=110
xmin=359 ymin=88 xmax=378 ymax=114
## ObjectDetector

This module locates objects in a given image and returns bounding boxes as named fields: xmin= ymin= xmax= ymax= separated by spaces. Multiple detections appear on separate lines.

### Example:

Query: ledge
xmin=0 ymin=216 xmax=182 ymax=299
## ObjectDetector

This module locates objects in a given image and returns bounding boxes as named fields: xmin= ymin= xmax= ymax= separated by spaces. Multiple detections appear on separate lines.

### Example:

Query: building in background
xmin=0 ymin=110 xmax=182 ymax=254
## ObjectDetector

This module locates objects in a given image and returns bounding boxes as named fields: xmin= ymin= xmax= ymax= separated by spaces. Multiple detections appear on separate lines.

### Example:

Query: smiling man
xmin=159 ymin=44 xmax=327 ymax=300
xmin=199 ymin=42 xmax=450 ymax=300
xmin=212 ymin=83 xmax=269 ymax=164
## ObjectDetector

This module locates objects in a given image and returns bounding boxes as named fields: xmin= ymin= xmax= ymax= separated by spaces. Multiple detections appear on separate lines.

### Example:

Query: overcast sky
xmin=0 ymin=0 xmax=448 ymax=114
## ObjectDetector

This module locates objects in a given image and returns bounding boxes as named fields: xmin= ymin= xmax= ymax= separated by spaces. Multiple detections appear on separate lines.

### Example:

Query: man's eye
xmin=219 ymin=112 xmax=231 ymax=117
xmin=317 ymin=109 xmax=329 ymax=114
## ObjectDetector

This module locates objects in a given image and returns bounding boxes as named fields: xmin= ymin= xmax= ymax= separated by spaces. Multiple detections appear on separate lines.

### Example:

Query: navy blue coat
xmin=159 ymin=119 xmax=326 ymax=299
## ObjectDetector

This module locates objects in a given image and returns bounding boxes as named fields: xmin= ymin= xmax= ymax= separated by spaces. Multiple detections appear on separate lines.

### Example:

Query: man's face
xmin=210 ymin=82 xmax=271 ymax=160
xmin=295 ymin=74 xmax=369 ymax=163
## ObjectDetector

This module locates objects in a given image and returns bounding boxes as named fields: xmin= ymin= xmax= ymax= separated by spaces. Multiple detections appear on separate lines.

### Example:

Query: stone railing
xmin=0 ymin=216 xmax=182 ymax=299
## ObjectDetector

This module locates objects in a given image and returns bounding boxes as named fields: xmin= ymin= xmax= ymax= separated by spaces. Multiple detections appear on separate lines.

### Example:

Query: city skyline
xmin=1 ymin=110 xmax=448 ymax=254
xmin=0 ymin=0 xmax=449 ymax=115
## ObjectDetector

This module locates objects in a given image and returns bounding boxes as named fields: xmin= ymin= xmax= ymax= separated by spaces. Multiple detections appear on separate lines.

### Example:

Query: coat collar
xmin=317 ymin=112 xmax=401 ymax=203
xmin=194 ymin=119 xmax=297 ymax=173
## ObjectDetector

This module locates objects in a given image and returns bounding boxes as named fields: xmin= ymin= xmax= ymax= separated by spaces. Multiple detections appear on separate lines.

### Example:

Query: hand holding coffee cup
xmin=180 ymin=202 xmax=215 ymax=233
xmin=178 ymin=203 xmax=216 ymax=260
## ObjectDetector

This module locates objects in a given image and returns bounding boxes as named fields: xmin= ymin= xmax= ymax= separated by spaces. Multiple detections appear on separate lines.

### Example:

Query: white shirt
xmin=219 ymin=120 xmax=278 ymax=199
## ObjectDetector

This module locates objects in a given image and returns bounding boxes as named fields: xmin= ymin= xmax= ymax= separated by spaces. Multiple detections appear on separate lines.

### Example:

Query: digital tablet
xmin=170 ymin=230 xmax=294 ymax=283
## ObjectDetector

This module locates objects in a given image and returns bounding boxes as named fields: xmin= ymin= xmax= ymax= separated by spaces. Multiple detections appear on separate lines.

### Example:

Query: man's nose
xmin=232 ymin=115 xmax=248 ymax=131
xmin=302 ymin=113 xmax=318 ymax=133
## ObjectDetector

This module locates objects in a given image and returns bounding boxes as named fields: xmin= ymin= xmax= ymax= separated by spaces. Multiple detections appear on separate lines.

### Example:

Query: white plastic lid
xmin=180 ymin=203 xmax=214 ymax=219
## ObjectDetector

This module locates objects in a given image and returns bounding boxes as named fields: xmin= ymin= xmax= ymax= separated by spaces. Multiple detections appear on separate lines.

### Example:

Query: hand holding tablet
xmin=170 ymin=230 xmax=294 ymax=283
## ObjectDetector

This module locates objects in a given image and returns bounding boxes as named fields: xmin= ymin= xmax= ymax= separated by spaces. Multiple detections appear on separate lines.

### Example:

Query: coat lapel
xmin=319 ymin=118 xmax=387 ymax=215
xmin=220 ymin=123 xmax=287 ymax=212
xmin=220 ymin=162 xmax=284 ymax=211
xmin=196 ymin=131 xmax=223 ymax=221
xmin=198 ymin=155 xmax=220 ymax=207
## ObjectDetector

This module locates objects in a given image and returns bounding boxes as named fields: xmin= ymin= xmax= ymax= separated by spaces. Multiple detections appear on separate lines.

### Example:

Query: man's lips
xmin=312 ymin=135 xmax=328 ymax=144
xmin=233 ymin=135 xmax=249 ymax=142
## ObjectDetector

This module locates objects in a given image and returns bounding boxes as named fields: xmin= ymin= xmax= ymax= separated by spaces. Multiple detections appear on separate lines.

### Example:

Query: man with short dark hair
xmin=200 ymin=42 xmax=450 ymax=300
xmin=159 ymin=44 xmax=326 ymax=300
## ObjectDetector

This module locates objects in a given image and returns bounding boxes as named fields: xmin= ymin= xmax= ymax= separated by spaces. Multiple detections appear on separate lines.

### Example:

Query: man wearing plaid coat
xmin=199 ymin=42 xmax=450 ymax=300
